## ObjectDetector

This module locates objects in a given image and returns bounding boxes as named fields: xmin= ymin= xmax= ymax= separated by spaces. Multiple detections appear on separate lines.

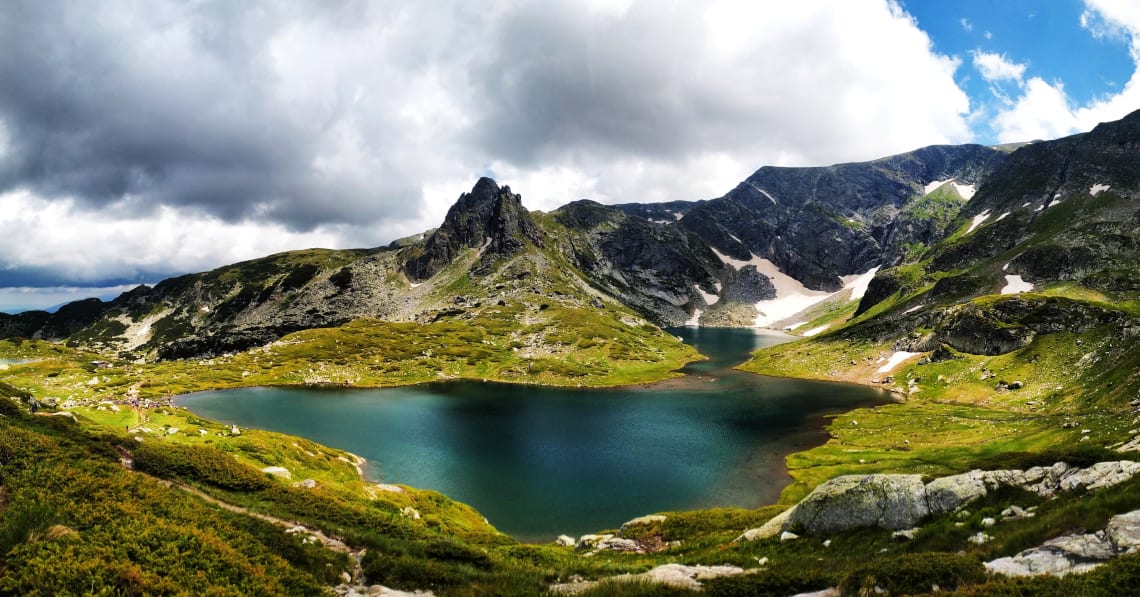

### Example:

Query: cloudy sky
xmin=1 ymin=0 xmax=1138 ymax=312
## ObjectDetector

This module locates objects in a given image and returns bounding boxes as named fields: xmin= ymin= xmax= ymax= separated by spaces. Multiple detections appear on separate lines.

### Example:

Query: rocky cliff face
xmin=12 ymin=111 xmax=1140 ymax=359
xmin=403 ymin=177 xmax=543 ymax=281
xmin=678 ymin=144 xmax=1005 ymax=291
xmin=857 ymin=110 xmax=1140 ymax=319
xmin=550 ymin=200 xmax=724 ymax=326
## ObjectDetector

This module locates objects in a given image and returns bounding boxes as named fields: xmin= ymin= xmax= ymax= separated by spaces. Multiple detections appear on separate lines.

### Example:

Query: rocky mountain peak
xmin=403 ymin=177 xmax=544 ymax=281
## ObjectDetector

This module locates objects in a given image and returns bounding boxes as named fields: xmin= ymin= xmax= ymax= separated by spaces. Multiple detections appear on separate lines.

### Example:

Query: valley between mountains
xmin=5 ymin=112 xmax=1140 ymax=595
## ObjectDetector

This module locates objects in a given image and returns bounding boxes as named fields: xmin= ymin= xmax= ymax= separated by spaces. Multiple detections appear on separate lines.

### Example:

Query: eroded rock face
xmin=786 ymin=474 xmax=929 ymax=534
xmin=1105 ymin=510 xmax=1140 ymax=553
xmin=737 ymin=461 xmax=1140 ymax=540
xmin=986 ymin=509 xmax=1140 ymax=579
xmin=404 ymin=178 xmax=543 ymax=281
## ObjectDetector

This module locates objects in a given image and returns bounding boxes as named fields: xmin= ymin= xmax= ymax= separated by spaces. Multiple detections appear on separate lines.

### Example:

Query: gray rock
xmin=968 ymin=532 xmax=993 ymax=545
xmin=892 ymin=528 xmax=919 ymax=541
xmin=925 ymin=470 xmax=988 ymax=514
xmin=639 ymin=564 xmax=748 ymax=590
xmin=574 ymin=534 xmax=613 ymax=551
xmin=554 ymin=535 xmax=576 ymax=547
xmin=1105 ymin=510 xmax=1140 ymax=553
xmin=787 ymin=474 xmax=928 ymax=534
xmin=261 ymin=466 xmax=291 ymax=479
xmin=985 ymin=532 xmax=1113 ymax=578
xmin=780 ymin=531 xmax=800 ymax=542
xmin=597 ymin=537 xmax=640 ymax=552
xmin=619 ymin=514 xmax=666 ymax=535
xmin=735 ymin=508 xmax=792 ymax=542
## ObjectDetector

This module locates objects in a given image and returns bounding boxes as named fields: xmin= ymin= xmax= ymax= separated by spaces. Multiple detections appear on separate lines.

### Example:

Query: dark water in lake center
xmin=179 ymin=328 xmax=888 ymax=541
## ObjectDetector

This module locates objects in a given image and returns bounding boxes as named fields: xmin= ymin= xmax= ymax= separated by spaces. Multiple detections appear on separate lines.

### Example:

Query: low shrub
xmin=132 ymin=442 xmax=274 ymax=491
xmin=839 ymin=552 xmax=986 ymax=595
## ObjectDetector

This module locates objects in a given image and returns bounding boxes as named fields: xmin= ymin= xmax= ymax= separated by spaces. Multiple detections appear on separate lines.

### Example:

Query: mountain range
xmin=6 ymin=110 xmax=1140 ymax=595
xmin=0 ymin=115 xmax=1057 ymax=359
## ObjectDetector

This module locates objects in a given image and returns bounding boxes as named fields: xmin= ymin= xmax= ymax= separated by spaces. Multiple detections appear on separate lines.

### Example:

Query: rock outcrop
xmin=403 ymin=178 xmax=543 ymax=281
xmin=738 ymin=461 xmax=1140 ymax=540
xmin=985 ymin=509 xmax=1140 ymax=578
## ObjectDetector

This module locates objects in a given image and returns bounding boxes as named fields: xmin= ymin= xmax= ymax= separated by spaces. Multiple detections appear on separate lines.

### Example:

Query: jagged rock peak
xmin=403 ymin=177 xmax=543 ymax=281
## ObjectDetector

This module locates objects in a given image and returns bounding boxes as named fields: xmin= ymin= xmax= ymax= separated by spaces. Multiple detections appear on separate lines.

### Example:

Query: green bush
xmin=132 ymin=442 xmax=274 ymax=491
xmin=839 ymin=552 xmax=986 ymax=595
xmin=968 ymin=445 xmax=1123 ymax=471
xmin=705 ymin=566 xmax=836 ymax=597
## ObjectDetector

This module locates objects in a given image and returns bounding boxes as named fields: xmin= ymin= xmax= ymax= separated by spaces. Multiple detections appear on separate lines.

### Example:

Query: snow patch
xmin=903 ymin=305 xmax=924 ymax=314
xmin=994 ymin=212 xmax=1009 ymax=223
xmin=1002 ymin=262 xmax=1010 ymax=272
xmin=1090 ymin=183 xmax=1110 ymax=196
xmin=965 ymin=210 xmax=992 ymax=235
xmin=785 ymin=322 xmax=806 ymax=330
xmin=841 ymin=267 xmax=880 ymax=302
xmin=475 ymin=236 xmax=493 ymax=257
xmin=695 ymin=284 xmax=720 ymax=306
xmin=726 ymin=232 xmax=743 ymax=244
xmin=876 ymin=351 xmax=921 ymax=374
xmin=685 ymin=309 xmax=702 ymax=327
xmin=1022 ymin=202 xmax=1031 ymax=208
xmin=802 ymin=324 xmax=830 ymax=337
xmin=952 ymin=182 xmax=976 ymax=200
xmin=118 ymin=308 xmax=172 ymax=352
xmin=1000 ymin=275 xmax=1034 ymax=295
xmin=409 ymin=282 xmax=422 ymax=288
xmin=924 ymin=179 xmax=950 ymax=195
xmin=673 ymin=212 xmax=683 ymax=220
xmin=749 ymin=183 xmax=778 ymax=204
xmin=710 ymin=248 xmax=880 ymax=328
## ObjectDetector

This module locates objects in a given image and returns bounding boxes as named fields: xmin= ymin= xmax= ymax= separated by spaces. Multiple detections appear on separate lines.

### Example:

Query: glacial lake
xmin=179 ymin=327 xmax=889 ymax=541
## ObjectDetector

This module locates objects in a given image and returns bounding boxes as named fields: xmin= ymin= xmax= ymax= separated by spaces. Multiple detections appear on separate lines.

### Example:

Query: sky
xmin=1 ymin=0 xmax=1138 ymax=312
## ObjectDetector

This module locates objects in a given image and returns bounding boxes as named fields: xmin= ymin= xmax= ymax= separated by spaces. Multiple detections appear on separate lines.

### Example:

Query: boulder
xmin=735 ymin=508 xmax=792 ymax=542
xmin=1105 ymin=510 xmax=1140 ymax=553
xmin=639 ymin=564 xmax=747 ymax=590
xmin=619 ymin=514 xmax=666 ymax=535
xmin=925 ymin=470 xmax=988 ymax=514
xmin=787 ymin=474 xmax=929 ymax=534
xmin=597 ymin=537 xmax=640 ymax=552
xmin=985 ymin=532 xmax=1113 ymax=577
xmin=575 ymin=534 xmax=613 ymax=551
xmin=554 ymin=535 xmax=576 ymax=547
xmin=261 ymin=466 xmax=291 ymax=479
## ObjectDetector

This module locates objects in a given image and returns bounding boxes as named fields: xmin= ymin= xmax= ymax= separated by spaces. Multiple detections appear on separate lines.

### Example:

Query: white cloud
xmin=993 ymin=0 xmax=1140 ymax=142
xmin=972 ymin=51 xmax=1028 ymax=82
xmin=0 ymin=0 xmax=974 ymax=298
xmin=0 ymin=189 xmax=368 ymax=286
xmin=993 ymin=78 xmax=1082 ymax=142
xmin=0 ymin=285 xmax=145 ymax=314
xmin=961 ymin=17 xmax=973 ymax=32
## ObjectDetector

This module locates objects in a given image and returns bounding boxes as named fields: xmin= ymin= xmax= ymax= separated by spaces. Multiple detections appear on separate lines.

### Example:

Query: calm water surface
xmin=180 ymin=328 xmax=888 ymax=541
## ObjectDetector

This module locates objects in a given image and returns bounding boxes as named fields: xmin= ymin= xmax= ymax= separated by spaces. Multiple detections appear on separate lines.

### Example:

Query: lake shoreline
xmin=177 ymin=328 xmax=890 ymax=541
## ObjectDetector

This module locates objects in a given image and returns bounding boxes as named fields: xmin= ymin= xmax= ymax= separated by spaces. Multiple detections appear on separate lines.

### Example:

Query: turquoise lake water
xmin=179 ymin=328 xmax=888 ymax=541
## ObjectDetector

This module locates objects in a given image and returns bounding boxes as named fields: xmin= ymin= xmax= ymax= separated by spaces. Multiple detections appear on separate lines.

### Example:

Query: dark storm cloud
xmin=0 ymin=0 xmax=980 ymax=312
xmin=0 ymin=1 xmax=421 ymax=230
